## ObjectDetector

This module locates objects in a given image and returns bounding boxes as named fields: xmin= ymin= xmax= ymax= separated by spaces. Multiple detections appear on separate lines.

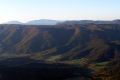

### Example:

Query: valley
xmin=0 ymin=23 xmax=120 ymax=80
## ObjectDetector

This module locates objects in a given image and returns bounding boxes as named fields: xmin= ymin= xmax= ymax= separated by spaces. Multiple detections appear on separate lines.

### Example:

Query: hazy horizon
xmin=0 ymin=0 xmax=120 ymax=23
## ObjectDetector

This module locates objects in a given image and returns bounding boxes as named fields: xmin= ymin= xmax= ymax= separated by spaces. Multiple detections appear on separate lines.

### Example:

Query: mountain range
xmin=4 ymin=19 xmax=60 ymax=25
xmin=3 ymin=19 xmax=120 ymax=25
xmin=0 ymin=21 xmax=120 ymax=80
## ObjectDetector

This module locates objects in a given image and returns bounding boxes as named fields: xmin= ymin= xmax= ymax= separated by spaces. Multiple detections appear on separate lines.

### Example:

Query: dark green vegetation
xmin=0 ymin=23 xmax=120 ymax=80
xmin=0 ymin=58 xmax=93 ymax=80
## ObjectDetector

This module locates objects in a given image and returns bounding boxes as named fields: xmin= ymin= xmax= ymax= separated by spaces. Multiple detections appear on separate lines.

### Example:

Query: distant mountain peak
xmin=26 ymin=19 xmax=59 ymax=25
xmin=5 ymin=21 xmax=23 ymax=24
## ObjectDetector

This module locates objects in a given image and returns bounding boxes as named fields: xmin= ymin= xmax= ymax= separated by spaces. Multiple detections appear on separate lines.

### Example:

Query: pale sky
xmin=0 ymin=0 xmax=120 ymax=23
